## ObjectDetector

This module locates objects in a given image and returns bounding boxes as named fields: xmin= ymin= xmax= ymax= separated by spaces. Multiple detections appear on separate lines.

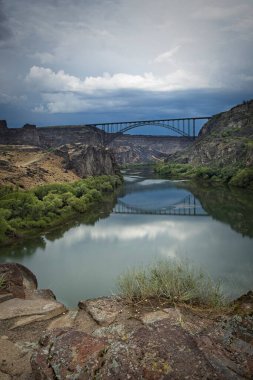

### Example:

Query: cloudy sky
xmin=0 ymin=0 xmax=253 ymax=129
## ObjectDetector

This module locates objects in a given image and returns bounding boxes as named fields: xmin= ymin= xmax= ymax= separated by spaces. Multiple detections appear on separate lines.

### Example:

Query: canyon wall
xmin=111 ymin=135 xmax=193 ymax=164
xmin=169 ymin=100 xmax=253 ymax=167
xmin=0 ymin=121 xmax=193 ymax=163
xmin=0 ymin=122 xmax=104 ymax=147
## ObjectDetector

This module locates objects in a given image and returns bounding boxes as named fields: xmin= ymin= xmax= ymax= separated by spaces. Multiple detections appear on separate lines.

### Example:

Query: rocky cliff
xmin=0 ymin=144 xmax=118 ymax=188
xmin=111 ymin=135 xmax=193 ymax=164
xmin=55 ymin=143 xmax=119 ymax=177
xmin=0 ymin=121 xmax=104 ymax=147
xmin=0 ymin=121 xmax=194 ymax=164
xmin=170 ymin=100 xmax=253 ymax=167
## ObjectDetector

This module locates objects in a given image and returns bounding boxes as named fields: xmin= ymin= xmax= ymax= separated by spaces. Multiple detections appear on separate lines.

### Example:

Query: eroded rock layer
xmin=169 ymin=100 xmax=253 ymax=167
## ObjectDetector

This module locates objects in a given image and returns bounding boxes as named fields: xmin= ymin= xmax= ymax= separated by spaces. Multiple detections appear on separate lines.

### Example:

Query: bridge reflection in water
xmin=113 ymin=194 xmax=208 ymax=217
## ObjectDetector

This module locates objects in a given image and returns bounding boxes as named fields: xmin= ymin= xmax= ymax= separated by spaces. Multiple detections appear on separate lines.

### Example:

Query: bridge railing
xmin=113 ymin=196 xmax=208 ymax=217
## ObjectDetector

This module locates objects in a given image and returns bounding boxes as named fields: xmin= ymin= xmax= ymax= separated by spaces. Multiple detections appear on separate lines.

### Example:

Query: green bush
xmin=229 ymin=168 xmax=253 ymax=188
xmin=74 ymin=184 xmax=89 ymax=198
xmin=0 ymin=174 xmax=123 ymax=245
xmin=154 ymin=162 xmax=253 ymax=189
xmin=154 ymin=163 xmax=195 ymax=178
xmin=33 ymin=183 xmax=73 ymax=200
xmin=0 ymin=273 xmax=6 ymax=289
xmin=0 ymin=185 xmax=15 ymax=199
xmin=194 ymin=167 xmax=217 ymax=179
xmin=0 ymin=209 xmax=14 ymax=243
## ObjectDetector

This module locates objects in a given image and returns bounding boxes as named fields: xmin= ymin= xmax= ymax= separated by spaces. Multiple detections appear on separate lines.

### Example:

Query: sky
xmin=0 ymin=0 xmax=253 ymax=132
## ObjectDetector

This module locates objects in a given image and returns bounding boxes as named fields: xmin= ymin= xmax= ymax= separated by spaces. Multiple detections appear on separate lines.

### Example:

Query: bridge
xmin=87 ymin=116 xmax=211 ymax=144
xmin=113 ymin=195 xmax=208 ymax=217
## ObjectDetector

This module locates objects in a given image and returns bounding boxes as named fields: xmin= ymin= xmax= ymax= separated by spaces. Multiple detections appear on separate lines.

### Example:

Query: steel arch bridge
xmin=113 ymin=195 xmax=208 ymax=217
xmin=86 ymin=116 xmax=211 ymax=145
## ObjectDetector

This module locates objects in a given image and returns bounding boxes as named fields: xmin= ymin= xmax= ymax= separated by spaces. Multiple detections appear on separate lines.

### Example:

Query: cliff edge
xmin=170 ymin=100 xmax=253 ymax=167
xmin=0 ymin=144 xmax=118 ymax=189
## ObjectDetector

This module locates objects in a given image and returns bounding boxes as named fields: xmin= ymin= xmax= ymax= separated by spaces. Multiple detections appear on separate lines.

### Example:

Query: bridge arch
xmin=86 ymin=117 xmax=211 ymax=145
xmin=119 ymin=122 xmax=188 ymax=137
xmin=113 ymin=196 xmax=208 ymax=217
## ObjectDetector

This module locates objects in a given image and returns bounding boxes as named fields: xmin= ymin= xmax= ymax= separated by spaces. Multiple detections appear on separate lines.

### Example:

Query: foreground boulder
xmin=0 ymin=263 xmax=66 ymax=328
xmin=31 ymin=328 xmax=108 ymax=379
xmin=0 ymin=263 xmax=37 ymax=299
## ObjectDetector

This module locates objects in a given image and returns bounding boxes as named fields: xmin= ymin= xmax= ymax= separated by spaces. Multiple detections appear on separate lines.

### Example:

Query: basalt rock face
xmin=170 ymin=100 xmax=253 ymax=166
xmin=111 ymin=135 xmax=193 ymax=164
xmin=0 ymin=121 xmax=193 ymax=164
xmin=0 ymin=122 xmax=104 ymax=147
xmin=55 ymin=143 xmax=119 ymax=177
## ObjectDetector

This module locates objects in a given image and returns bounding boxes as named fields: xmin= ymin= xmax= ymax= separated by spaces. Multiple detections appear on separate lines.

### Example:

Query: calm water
xmin=1 ymin=168 xmax=253 ymax=307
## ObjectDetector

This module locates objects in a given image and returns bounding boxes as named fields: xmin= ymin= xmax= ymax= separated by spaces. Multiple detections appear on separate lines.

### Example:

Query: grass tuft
xmin=117 ymin=259 xmax=225 ymax=308
xmin=0 ymin=273 xmax=6 ymax=289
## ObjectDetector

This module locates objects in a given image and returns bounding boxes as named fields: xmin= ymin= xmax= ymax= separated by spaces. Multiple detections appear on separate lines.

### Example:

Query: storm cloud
xmin=0 ymin=0 xmax=252 ymax=128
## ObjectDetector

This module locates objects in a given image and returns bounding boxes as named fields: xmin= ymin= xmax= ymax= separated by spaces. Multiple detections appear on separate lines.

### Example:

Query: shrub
xmin=194 ymin=167 xmax=217 ymax=179
xmin=229 ymin=168 xmax=253 ymax=188
xmin=74 ymin=184 xmax=89 ymax=198
xmin=154 ymin=163 xmax=195 ymax=178
xmin=88 ymin=189 xmax=103 ymax=201
xmin=33 ymin=183 xmax=72 ymax=200
xmin=0 ymin=273 xmax=6 ymax=289
xmin=99 ymin=182 xmax=113 ymax=192
xmin=0 ymin=185 xmax=15 ymax=199
xmin=0 ymin=209 xmax=14 ymax=242
xmin=117 ymin=259 xmax=225 ymax=308
xmin=0 ymin=174 xmax=122 ymax=244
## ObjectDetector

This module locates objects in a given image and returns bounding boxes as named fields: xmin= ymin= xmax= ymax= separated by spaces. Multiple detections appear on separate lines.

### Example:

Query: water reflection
xmin=0 ymin=169 xmax=253 ymax=307
xmin=114 ymin=195 xmax=207 ymax=216
xmin=185 ymin=182 xmax=253 ymax=238
xmin=0 ymin=192 xmax=118 ymax=259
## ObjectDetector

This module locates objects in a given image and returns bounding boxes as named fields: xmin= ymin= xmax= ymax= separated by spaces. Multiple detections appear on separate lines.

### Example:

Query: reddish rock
xmin=0 ymin=336 xmax=32 ymax=378
xmin=31 ymin=328 xmax=108 ymax=380
xmin=0 ymin=263 xmax=37 ymax=299
xmin=96 ymin=320 xmax=221 ymax=379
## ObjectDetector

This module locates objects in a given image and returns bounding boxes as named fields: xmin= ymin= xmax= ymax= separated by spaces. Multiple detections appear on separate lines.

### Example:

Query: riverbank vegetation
xmin=0 ymin=175 xmax=122 ymax=245
xmin=0 ymin=273 xmax=6 ymax=289
xmin=154 ymin=163 xmax=253 ymax=189
xmin=118 ymin=259 xmax=225 ymax=308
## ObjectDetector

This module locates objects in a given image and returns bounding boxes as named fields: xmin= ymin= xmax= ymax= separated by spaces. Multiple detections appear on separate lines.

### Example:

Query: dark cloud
xmin=0 ymin=0 xmax=12 ymax=44
xmin=0 ymin=0 xmax=252 ymax=128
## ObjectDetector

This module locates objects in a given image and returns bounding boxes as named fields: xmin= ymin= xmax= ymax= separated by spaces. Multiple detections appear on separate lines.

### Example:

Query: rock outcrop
xmin=0 ymin=263 xmax=37 ymax=299
xmin=0 ymin=143 xmax=119 ymax=188
xmin=169 ymin=100 xmax=253 ymax=167
xmin=0 ymin=263 xmax=252 ymax=379
xmin=55 ymin=143 xmax=119 ymax=177
xmin=0 ymin=263 xmax=67 ymax=379
xmin=0 ymin=123 xmax=104 ymax=147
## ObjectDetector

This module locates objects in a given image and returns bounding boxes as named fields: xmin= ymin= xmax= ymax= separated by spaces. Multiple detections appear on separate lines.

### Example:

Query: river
xmin=1 ymin=168 xmax=253 ymax=307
